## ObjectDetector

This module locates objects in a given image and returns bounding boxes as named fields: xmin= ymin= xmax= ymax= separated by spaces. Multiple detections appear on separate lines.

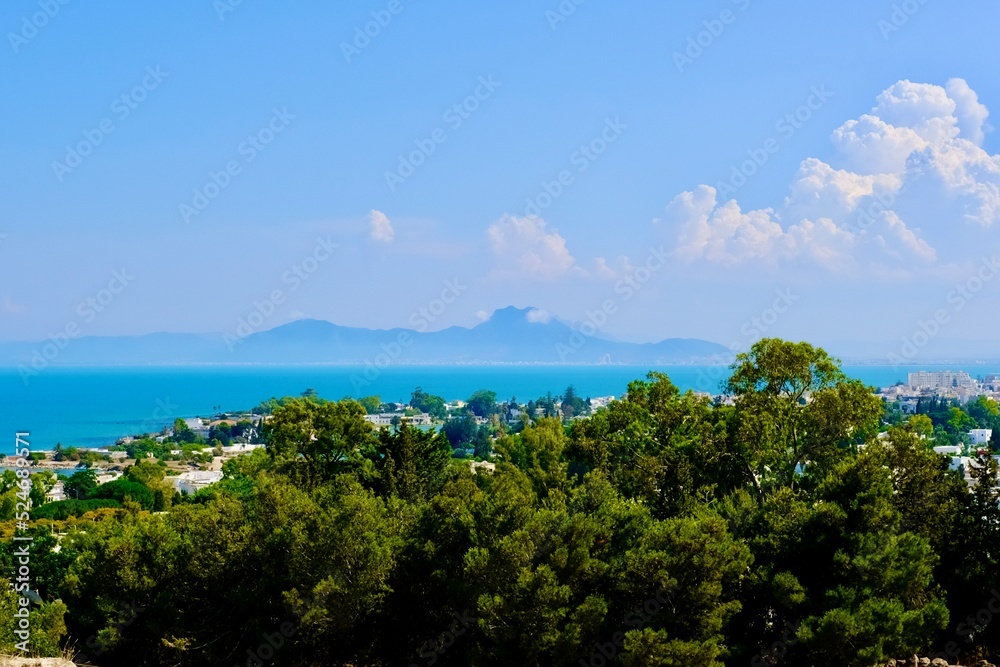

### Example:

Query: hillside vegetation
xmin=2 ymin=339 xmax=998 ymax=667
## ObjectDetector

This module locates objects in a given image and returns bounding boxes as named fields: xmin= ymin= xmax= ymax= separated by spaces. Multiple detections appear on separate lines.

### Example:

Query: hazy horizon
xmin=4 ymin=2 xmax=1000 ymax=363
xmin=3 ymin=303 xmax=1000 ymax=364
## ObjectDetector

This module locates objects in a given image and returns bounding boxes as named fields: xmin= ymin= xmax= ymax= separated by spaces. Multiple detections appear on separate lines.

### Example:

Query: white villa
xmin=171 ymin=470 xmax=224 ymax=495
xmin=969 ymin=429 xmax=993 ymax=445
xmin=45 ymin=482 xmax=66 ymax=503
xmin=364 ymin=412 xmax=432 ymax=426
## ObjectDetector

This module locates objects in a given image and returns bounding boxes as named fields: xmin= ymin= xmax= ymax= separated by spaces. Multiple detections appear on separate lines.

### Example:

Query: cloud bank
xmin=668 ymin=78 xmax=998 ymax=273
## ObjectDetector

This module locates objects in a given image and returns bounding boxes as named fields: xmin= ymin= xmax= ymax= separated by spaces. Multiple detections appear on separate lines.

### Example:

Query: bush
xmin=88 ymin=479 xmax=155 ymax=510
xmin=31 ymin=498 xmax=121 ymax=520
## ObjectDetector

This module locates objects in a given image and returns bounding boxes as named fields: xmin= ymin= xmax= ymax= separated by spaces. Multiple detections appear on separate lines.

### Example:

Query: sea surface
xmin=3 ymin=364 xmax=998 ymax=454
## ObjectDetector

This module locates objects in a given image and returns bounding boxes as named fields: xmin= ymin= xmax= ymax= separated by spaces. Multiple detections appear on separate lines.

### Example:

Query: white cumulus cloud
xmin=487 ymin=214 xmax=579 ymax=279
xmin=369 ymin=209 xmax=394 ymax=242
xmin=668 ymin=78 xmax=998 ymax=272
xmin=946 ymin=78 xmax=990 ymax=145
xmin=526 ymin=308 xmax=552 ymax=323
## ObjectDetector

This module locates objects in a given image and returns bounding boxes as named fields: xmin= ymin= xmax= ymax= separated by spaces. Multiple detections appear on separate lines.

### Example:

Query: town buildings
xmin=907 ymin=370 xmax=975 ymax=390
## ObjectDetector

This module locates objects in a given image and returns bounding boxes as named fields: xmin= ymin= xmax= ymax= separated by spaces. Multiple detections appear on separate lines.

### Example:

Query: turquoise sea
xmin=3 ymin=364 xmax=999 ymax=454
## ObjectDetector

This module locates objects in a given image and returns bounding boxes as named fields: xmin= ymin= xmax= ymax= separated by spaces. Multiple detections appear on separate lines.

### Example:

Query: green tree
xmin=441 ymin=414 xmax=478 ymax=447
xmin=64 ymin=468 xmax=98 ymax=499
xmin=0 ymin=582 xmax=67 ymax=657
xmin=264 ymin=397 xmax=376 ymax=486
xmin=560 ymin=385 xmax=587 ymax=420
xmin=171 ymin=418 xmax=198 ymax=444
xmin=410 ymin=387 xmax=448 ymax=420
xmin=89 ymin=478 xmax=155 ymax=510
xmin=53 ymin=442 xmax=80 ymax=461
xmin=946 ymin=407 xmax=976 ymax=438
xmin=29 ymin=472 xmax=56 ymax=507
xmin=358 ymin=395 xmax=382 ymax=415
xmin=908 ymin=413 xmax=934 ymax=438
xmin=725 ymin=338 xmax=882 ymax=498
xmin=370 ymin=423 xmax=452 ymax=501
xmin=8 ymin=340 xmax=1000 ymax=664
xmin=208 ymin=421 xmax=232 ymax=445
xmin=966 ymin=395 xmax=999 ymax=428
xmin=566 ymin=373 xmax=717 ymax=518
xmin=466 ymin=390 xmax=498 ymax=418
xmin=124 ymin=459 xmax=166 ymax=487
xmin=472 ymin=425 xmax=492 ymax=460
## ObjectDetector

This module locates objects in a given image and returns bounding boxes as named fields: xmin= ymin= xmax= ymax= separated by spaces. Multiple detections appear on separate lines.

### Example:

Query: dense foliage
xmin=30 ymin=499 xmax=122 ymax=521
xmin=2 ymin=339 xmax=998 ymax=666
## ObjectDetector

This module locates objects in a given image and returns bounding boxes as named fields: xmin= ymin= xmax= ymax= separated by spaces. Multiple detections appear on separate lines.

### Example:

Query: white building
xmin=933 ymin=445 xmax=963 ymax=456
xmin=172 ymin=470 xmax=224 ymax=495
xmin=221 ymin=443 xmax=264 ymax=455
xmin=470 ymin=460 xmax=496 ymax=474
xmin=45 ymin=482 xmax=65 ymax=503
xmin=363 ymin=413 xmax=432 ymax=426
xmin=950 ymin=455 xmax=1000 ymax=489
xmin=181 ymin=418 xmax=211 ymax=439
xmin=969 ymin=429 xmax=993 ymax=445
xmin=590 ymin=396 xmax=616 ymax=409
xmin=95 ymin=470 xmax=123 ymax=485
xmin=908 ymin=371 xmax=975 ymax=390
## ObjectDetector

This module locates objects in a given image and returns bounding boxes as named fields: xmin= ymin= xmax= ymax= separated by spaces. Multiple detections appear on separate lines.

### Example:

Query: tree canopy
xmin=2 ymin=339 xmax=998 ymax=666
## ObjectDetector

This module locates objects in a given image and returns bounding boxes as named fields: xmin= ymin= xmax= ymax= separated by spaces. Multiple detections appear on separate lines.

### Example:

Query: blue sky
xmin=3 ymin=0 xmax=1000 ymax=360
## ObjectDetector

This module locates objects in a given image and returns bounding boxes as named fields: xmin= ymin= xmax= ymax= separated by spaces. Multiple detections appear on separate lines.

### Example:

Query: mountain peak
xmin=0 ymin=307 xmax=732 ymax=365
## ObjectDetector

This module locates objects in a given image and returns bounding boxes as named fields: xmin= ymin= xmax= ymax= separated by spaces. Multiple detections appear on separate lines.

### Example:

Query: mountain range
xmin=0 ymin=306 xmax=732 ymax=367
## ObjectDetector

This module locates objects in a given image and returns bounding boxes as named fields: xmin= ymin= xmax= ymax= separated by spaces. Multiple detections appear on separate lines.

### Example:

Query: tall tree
xmin=264 ymin=398 xmax=376 ymax=486
xmin=725 ymin=338 xmax=882 ymax=498
xmin=371 ymin=423 xmax=452 ymax=502
xmin=466 ymin=390 xmax=498 ymax=418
